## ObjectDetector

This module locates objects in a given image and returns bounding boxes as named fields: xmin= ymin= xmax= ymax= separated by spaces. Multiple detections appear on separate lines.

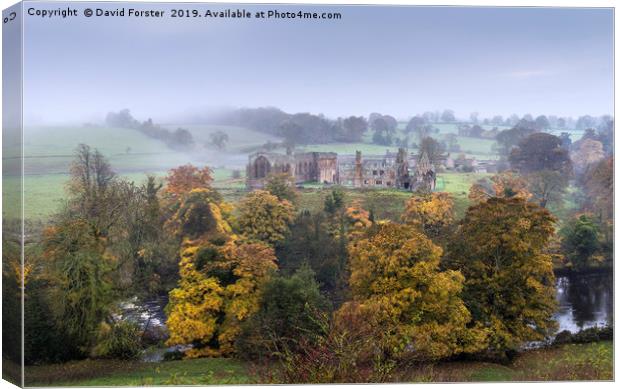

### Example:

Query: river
xmin=554 ymin=272 xmax=613 ymax=333
xmin=119 ymin=271 xmax=613 ymax=360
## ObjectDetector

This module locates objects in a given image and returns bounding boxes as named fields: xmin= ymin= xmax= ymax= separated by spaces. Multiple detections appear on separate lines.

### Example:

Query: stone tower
xmin=395 ymin=148 xmax=411 ymax=189
xmin=415 ymin=150 xmax=436 ymax=192
xmin=353 ymin=150 xmax=363 ymax=187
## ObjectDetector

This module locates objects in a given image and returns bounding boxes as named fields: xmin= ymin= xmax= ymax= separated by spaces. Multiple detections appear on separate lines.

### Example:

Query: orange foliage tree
xmin=163 ymin=164 xmax=215 ymax=199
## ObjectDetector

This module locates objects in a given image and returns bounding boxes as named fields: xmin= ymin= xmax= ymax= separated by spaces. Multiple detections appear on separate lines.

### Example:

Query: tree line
xmin=204 ymin=107 xmax=613 ymax=153
xmin=106 ymin=109 xmax=194 ymax=150
xmin=1 ymin=143 xmax=607 ymax=379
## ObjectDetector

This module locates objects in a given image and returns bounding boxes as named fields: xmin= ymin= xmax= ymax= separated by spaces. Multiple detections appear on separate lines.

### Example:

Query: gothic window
xmin=254 ymin=156 xmax=271 ymax=179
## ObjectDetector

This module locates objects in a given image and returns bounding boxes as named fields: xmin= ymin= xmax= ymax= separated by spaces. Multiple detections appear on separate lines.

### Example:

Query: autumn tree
xmin=107 ymin=176 xmax=179 ymax=293
xmin=581 ymin=157 xmax=613 ymax=220
xmin=344 ymin=223 xmax=487 ymax=361
xmin=165 ymin=239 xmax=277 ymax=357
xmin=66 ymin=144 xmax=125 ymax=236
xmin=163 ymin=164 xmax=280 ymax=358
xmin=236 ymin=190 xmax=295 ymax=246
xmin=165 ymin=189 xmax=232 ymax=244
xmin=402 ymin=192 xmax=454 ymax=238
xmin=345 ymin=200 xmax=373 ymax=241
xmin=418 ymin=136 xmax=446 ymax=164
xmin=468 ymin=171 xmax=532 ymax=204
xmin=3 ymin=233 xmax=24 ymax=364
xmin=526 ymin=170 xmax=568 ymax=208
xmin=571 ymin=139 xmax=605 ymax=176
xmin=42 ymin=219 xmax=115 ymax=355
xmin=445 ymin=198 xmax=558 ymax=358
xmin=163 ymin=164 xmax=216 ymax=199
xmin=265 ymin=172 xmax=298 ymax=204
xmin=578 ymin=155 xmax=613 ymax=260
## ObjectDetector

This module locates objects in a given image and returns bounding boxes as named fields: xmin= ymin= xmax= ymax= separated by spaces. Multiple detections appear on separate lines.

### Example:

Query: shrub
xmin=266 ymin=304 xmax=396 ymax=383
xmin=553 ymin=330 xmax=573 ymax=345
xmin=235 ymin=265 xmax=329 ymax=359
xmin=553 ymin=326 xmax=613 ymax=345
xmin=162 ymin=349 xmax=184 ymax=361
xmin=92 ymin=321 xmax=143 ymax=360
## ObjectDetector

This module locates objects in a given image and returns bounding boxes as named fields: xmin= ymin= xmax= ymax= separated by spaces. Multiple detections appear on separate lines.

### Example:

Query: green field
xmin=300 ymin=142 xmax=401 ymax=155
xmin=296 ymin=187 xmax=412 ymax=221
xmin=3 ymin=124 xmax=276 ymax=220
xmin=20 ymin=126 xmax=184 ymax=176
xmin=435 ymin=172 xmax=491 ymax=218
xmin=163 ymin=123 xmax=281 ymax=153
xmin=449 ymin=136 xmax=497 ymax=157
xmin=23 ymin=358 xmax=251 ymax=386
xmin=21 ymin=341 xmax=612 ymax=385
xmin=3 ymin=168 xmax=244 ymax=220
xmin=3 ymin=168 xmax=491 ymax=222
xmin=4 ymin=123 xmax=502 ymax=221
xmin=3 ymin=173 xmax=164 ymax=220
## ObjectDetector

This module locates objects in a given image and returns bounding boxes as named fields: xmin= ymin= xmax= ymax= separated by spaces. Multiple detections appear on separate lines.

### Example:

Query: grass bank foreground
xmin=20 ymin=341 xmax=612 ymax=386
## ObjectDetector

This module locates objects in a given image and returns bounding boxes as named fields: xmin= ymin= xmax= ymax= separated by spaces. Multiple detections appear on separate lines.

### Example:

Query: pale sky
xmin=21 ymin=2 xmax=613 ymax=124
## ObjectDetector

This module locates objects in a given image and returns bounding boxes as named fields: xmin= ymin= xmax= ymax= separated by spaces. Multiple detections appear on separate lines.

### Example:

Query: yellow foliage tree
xmin=401 ymin=192 xmax=454 ymax=237
xmin=236 ymin=190 xmax=294 ymax=245
xmin=164 ymin=188 xmax=232 ymax=241
xmin=345 ymin=200 xmax=373 ymax=240
xmin=344 ymin=223 xmax=487 ymax=361
xmin=166 ymin=239 xmax=277 ymax=357
xmin=469 ymin=171 xmax=532 ymax=203
xmin=445 ymin=197 xmax=557 ymax=357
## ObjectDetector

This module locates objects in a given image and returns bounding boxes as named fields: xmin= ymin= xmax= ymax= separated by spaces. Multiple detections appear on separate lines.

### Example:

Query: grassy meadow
xmin=22 ymin=341 xmax=612 ymax=386
xmin=4 ymin=122 xmax=502 ymax=221
xmin=2 ymin=122 xmax=584 ymax=222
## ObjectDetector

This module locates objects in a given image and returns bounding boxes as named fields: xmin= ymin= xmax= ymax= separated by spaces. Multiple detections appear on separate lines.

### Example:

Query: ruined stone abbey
xmin=246 ymin=148 xmax=436 ymax=192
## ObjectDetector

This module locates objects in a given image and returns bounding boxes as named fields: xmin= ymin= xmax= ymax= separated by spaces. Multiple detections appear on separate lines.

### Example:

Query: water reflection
xmin=122 ymin=273 xmax=614 ymax=334
xmin=555 ymin=272 xmax=613 ymax=333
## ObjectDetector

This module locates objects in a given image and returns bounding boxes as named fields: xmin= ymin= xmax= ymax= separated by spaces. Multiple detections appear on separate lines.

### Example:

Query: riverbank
xmin=23 ymin=341 xmax=612 ymax=385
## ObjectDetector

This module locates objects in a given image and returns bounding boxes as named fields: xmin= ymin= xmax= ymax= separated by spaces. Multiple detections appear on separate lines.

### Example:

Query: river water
xmin=119 ymin=271 xmax=613 ymax=360
xmin=554 ymin=272 xmax=613 ymax=333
